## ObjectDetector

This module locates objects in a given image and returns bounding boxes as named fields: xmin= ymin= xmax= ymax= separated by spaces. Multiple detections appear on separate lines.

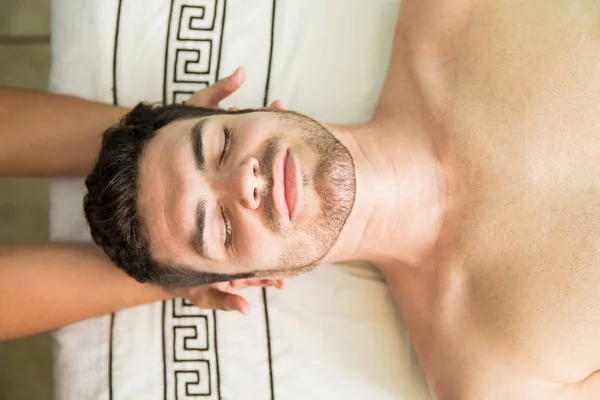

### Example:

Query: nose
xmin=230 ymin=157 xmax=261 ymax=210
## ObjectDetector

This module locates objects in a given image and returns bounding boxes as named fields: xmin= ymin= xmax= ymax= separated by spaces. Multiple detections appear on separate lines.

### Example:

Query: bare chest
xmin=393 ymin=0 xmax=600 ymax=392
xmin=436 ymin=1 xmax=600 ymax=383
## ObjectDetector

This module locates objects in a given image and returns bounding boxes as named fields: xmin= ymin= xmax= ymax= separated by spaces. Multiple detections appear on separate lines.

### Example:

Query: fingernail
xmin=232 ymin=67 xmax=244 ymax=83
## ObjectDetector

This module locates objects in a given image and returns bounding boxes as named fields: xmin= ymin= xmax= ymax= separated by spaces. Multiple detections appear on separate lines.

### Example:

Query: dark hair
xmin=84 ymin=102 xmax=255 ymax=287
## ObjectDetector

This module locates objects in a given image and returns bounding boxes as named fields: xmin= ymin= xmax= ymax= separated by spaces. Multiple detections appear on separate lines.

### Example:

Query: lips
xmin=284 ymin=150 xmax=298 ymax=219
xmin=273 ymin=149 xmax=290 ymax=220
xmin=272 ymin=148 xmax=300 ymax=221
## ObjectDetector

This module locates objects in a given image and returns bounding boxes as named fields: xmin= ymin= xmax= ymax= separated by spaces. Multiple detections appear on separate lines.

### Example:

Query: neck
xmin=321 ymin=118 xmax=448 ymax=268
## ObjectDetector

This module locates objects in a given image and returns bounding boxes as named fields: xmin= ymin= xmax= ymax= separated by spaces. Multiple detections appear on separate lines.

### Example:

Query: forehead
xmin=156 ymin=109 xmax=287 ymax=138
xmin=135 ymin=118 xmax=198 ymax=266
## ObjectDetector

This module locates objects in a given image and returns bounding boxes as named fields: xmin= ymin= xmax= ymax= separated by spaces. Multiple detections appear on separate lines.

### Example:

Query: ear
xmin=230 ymin=278 xmax=288 ymax=290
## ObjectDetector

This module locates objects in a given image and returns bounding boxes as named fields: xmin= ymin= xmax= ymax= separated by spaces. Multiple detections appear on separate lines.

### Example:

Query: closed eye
xmin=221 ymin=207 xmax=233 ymax=248
xmin=219 ymin=127 xmax=231 ymax=165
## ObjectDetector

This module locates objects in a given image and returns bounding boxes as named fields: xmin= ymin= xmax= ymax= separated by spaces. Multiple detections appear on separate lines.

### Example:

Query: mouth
xmin=284 ymin=150 xmax=299 ymax=220
xmin=273 ymin=148 xmax=299 ymax=221
xmin=273 ymin=149 xmax=289 ymax=220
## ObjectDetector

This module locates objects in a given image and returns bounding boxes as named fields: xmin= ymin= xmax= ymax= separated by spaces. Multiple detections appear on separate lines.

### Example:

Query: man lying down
xmin=84 ymin=1 xmax=600 ymax=399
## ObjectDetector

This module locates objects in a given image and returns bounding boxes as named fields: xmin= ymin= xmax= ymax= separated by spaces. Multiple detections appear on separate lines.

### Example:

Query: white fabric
xmin=49 ymin=0 xmax=431 ymax=399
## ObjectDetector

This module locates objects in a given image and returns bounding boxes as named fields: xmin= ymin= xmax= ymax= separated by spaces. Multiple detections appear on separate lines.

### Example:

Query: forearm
xmin=0 ymin=88 xmax=129 ymax=176
xmin=0 ymin=243 xmax=171 ymax=341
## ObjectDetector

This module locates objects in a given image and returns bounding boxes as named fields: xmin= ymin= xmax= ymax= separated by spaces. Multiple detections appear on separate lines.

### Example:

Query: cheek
xmin=236 ymin=217 xmax=285 ymax=267
xmin=233 ymin=125 xmax=270 ymax=153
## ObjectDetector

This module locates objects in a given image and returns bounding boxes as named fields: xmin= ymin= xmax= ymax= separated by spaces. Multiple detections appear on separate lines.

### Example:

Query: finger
xmin=185 ymin=67 xmax=246 ymax=108
xmin=214 ymin=290 xmax=250 ymax=314
xmin=187 ymin=288 xmax=248 ymax=314
xmin=206 ymin=67 xmax=245 ymax=107
xmin=261 ymin=279 xmax=285 ymax=289
xmin=230 ymin=279 xmax=251 ymax=290
xmin=273 ymin=278 xmax=288 ymax=289
xmin=212 ymin=281 xmax=234 ymax=292
xmin=269 ymin=99 xmax=284 ymax=109
xmin=228 ymin=293 xmax=250 ymax=315
xmin=230 ymin=279 xmax=271 ymax=289
xmin=212 ymin=291 xmax=249 ymax=313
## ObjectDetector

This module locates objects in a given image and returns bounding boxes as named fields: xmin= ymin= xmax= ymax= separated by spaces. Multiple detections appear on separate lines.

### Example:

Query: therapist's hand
xmin=170 ymin=278 xmax=287 ymax=315
xmin=186 ymin=67 xmax=246 ymax=108
xmin=185 ymin=66 xmax=284 ymax=110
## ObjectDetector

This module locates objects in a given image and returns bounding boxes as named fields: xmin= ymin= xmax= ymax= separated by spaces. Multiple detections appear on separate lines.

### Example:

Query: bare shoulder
xmin=383 ymin=258 xmax=578 ymax=400
xmin=401 ymin=0 xmax=600 ymax=113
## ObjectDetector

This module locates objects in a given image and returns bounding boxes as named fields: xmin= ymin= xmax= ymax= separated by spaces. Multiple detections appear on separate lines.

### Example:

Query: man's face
xmin=137 ymin=110 xmax=355 ymax=278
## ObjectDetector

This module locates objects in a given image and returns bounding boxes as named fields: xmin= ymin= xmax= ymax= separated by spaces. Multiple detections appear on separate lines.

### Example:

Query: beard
xmin=254 ymin=110 xmax=356 ymax=275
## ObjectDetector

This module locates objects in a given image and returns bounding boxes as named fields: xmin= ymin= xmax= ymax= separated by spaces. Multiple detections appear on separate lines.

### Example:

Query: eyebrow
xmin=190 ymin=120 xmax=212 ymax=259
xmin=191 ymin=119 xmax=206 ymax=171
xmin=191 ymin=199 xmax=211 ymax=259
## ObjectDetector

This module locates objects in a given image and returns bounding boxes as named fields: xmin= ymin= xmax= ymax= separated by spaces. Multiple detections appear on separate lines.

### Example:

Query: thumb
xmin=214 ymin=291 xmax=250 ymax=314
xmin=185 ymin=67 xmax=246 ymax=108
xmin=188 ymin=287 xmax=250 ymax=314
xmin=269 ymin=99 xmax=284 ymax=110
xmin=204 ymin=67 xmax=246 ymax=107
